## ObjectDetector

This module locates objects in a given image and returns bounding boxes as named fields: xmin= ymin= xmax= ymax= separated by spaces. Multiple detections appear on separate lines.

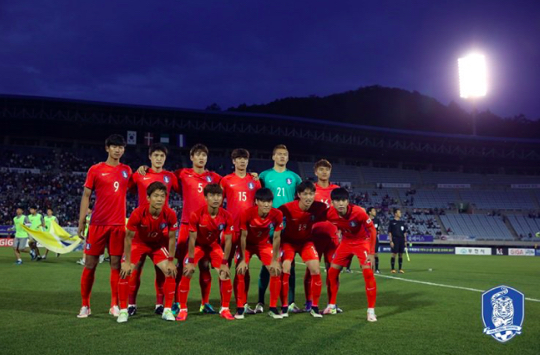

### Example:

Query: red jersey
xmin=221 ymin=173 xmax=262 ymax=229
xmin=279 ymin=200 xmax=327 ymax=244
xmin=176 ymin=168 xmax=222 ymax=224
xmin=189 ymin=206 xmax=234 ymax=246
xmin=326 ymin=204 xmax=377 ymax=252
xmin=84 ymin=162 xmax=132 ymax=226
xmin=315 ymin=183 xmax=340 ymax=208
xmin=127 ymin=205 xmax=179 ymax=245
xmin=130 ymin=168 xmax=179 ymax=207
xmin=240 ymin=206 xmax=283 ymax=246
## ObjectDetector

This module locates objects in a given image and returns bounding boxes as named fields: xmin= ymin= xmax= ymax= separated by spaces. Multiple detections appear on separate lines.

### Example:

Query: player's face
xmin=47 ymin=210 xmax=53 ymax=216
xmin=298 ymin=189 xmax=315 ymax=208
xmin=148 ymin=190 xmax=166 ymax=209
xmin=16 ymin=208 xmax=23 ymax=216
xmin=149 ymin=151 xmax=166 ymax=169
xmin=332 ymin=199 xmax=349 ymax=215
xmin=106 ymin=144 xmax=125 ymax=160
xmin=29 ymin=208 xmax=36 ymax=214
xmin=191 ymin=151 xmax=208 ymax=168
xmin=273 ymin=149 xmax=289 ymax=167
xmin=256 ymin=199 xmax=273 ymax=214
xmin=369 ymin=209 xmax=377 ymax=218
xmin=233 ymin=157 xmax=248 ymax=171
xmin=395 ymin=210 xmax=401 ymax=218
xmin=315 ymin=166 xmax=331 ymax=181
xmin=205 ymin=193 xmax=223 ymax=208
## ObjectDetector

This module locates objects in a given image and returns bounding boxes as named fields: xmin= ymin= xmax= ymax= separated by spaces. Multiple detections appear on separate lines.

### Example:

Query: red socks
xmin=155 ymin=267 xmax=165 ymax=305
xmin=128 ymin=269 xmax=141 ymax=304
xmin=81 ymin=267 xmax=96 ymax=307
xmin=280 ymin=273 xmax=290 ymax=307
xmin=164 ymin=276 xmax=176 ymax=308
xmin=304 ymin=269 xmax=312 ymax=303
xmin=235 ymin=274 xmax=246 ymax=307
xmin=310 ymin=273 xmax=322 ymax=307
xmin=118 ymin=278 xmax=129 ymax=309
xmin=362 ymin=268 xmax=377 ymax=308
xmin=269 ymin=275 xmax=281 ymax=308
xmin=110 ymin=268 xmax=120 ymax=307
xmin=178 ymin=277 xmax=191 ymax=309
xmin=220 ymin=279 xmax=233 ymax=308
xmin=327 ymin=267 xmax=340 ymax=305
xmin=199 ymin=268 xmax=212 ymax=305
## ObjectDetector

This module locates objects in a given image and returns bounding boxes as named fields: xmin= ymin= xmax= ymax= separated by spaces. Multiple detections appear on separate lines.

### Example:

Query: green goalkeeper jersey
xmin=259 ymin=168 xmax=302 ymax=208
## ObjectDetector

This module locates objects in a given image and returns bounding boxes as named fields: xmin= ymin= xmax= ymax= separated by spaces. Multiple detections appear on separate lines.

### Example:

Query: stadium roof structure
xmin=1 ymin=94 xmax=540 ymax=167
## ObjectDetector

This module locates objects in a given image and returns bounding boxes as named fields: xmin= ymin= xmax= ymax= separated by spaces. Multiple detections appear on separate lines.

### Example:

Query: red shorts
xmin=185 ymin=242 xmax=224 ymax=269
xmin=236 ymin=243 xmax=277 ymax=266
xmin=130 ymin=241 xmax=170 ymax=266
xmin=85 ymin=225 xmax=125 ymax=256
xmin=312 ymin=221 xmax=339 ymax=264
xmin=332 ymin=241 xmax=371 ymax=268
xmin=175 ymin=223 xmax=190 ymax=260
xmin=281 ymin=241 xmax=319 ymax=262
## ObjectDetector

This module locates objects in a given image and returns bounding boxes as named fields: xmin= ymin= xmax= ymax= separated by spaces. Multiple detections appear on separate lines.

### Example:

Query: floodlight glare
xmin=458 ymin=54 xmax=487 ymax=99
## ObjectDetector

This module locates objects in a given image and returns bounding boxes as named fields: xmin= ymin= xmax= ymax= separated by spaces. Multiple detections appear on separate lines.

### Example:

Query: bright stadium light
xmin=458 ymin=54 xmax=487 ymax=99
xmin=458 ymin=53 xmax=487 ymax=136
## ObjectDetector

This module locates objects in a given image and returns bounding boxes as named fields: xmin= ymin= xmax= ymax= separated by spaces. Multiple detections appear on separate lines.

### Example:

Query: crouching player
xmin=325 ymin=188 xmax=378 ymax=322
xmin=117 ymin=182 xmax=179 ymax=323
xmin=235 ymin=188 xmax=283 ymax=319
xmin=176 ymin=184 xmax=235 ymax=321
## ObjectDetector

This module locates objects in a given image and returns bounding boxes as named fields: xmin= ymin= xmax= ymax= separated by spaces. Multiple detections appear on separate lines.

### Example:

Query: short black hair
xmin=149 ymin=143 xmax=168 ymax=156
xmin=314 ymin=159 xmax=332 ymax=170
xmin=29 ymin=205 xmax=38 ymax=210
xmin=203 ymin=183 xmax=223 ymax=196
xmin=231 ymin=148 xmax=250 ymax=160
xmin=366 ymin=207 xmax=376 ymax=214
xmin=47 ymin=208 xmax=53 ymax=212
xmin=296 ymin=180 xmax=316 ymax=194
xmin=393 ymin=208 xmax=401 ymax=215
xmin=105 ymin=134 xmax=127 ymax=147
xmin=190 ymin=143 xmax=209 ymax=156
xmin=331 ymin=188 xmax=349 ymax=201
xmin=255 ymin=188 xmax=274 ymax=202
xmin=147 ymin=181 xmax=168 ymax=197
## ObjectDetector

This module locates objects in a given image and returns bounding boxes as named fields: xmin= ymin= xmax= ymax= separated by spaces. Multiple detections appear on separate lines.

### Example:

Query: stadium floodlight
xmin=458 ymin=53 xmax=487 ymax=136
xmin=458 ymin=54 xmax=487 ymax=99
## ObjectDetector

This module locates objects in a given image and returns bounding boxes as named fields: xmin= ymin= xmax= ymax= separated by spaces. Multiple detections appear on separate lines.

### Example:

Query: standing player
xmin=366 ymin=207 xmax=381 ymax=273
xmin=174 ymin=144 xmax=221 ymax=314
xmin=220 ymin=148 xmax=261 ymax=312
xmin=42 ymin=208 xmax=59 ymax=260
xmin=304 ymin=159 xmax=340 ymax=312
xmin=128 ymin=143 xmax=179 ymax=316
xmin=12 ymin=208 xmax=30 ymax=264
xmin=279 ymin=181 xmax=327 ymax=318
xmin=256 ymin=144 xmax=302 ymax=314
xmin=175 ymin=184 xmax=235 ymax=321
xmin=234 ymin=188 xmax=283 ymax=319
xmin=389 ymin=208 xmax=408 ymax=274
xmin=324 ymin=188 xmax=377 ymax=321
xmin=76 ymin=134 xmax=132 ymax=318
xmin=27 ymin=206 xmax=45 ymax=261
xmin=117 ymin=182 xmax=179 ymax=323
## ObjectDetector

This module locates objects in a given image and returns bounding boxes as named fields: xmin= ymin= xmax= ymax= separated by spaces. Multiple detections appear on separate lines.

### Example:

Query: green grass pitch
xmin=0 ymin=249 xmax=539 ymax=355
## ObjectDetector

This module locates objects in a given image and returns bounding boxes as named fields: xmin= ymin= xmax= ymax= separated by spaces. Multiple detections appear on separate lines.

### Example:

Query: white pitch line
xmin=296 ymin=262 xmax=540 ymax=303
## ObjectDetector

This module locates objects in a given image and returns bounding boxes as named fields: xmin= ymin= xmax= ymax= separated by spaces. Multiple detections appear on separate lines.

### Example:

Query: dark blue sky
xmin=1 ymin=1 xmax=539 ymax=119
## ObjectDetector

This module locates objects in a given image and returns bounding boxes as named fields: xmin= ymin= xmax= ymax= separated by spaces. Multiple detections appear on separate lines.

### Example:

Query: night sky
xmin=1 ymin=1 xmax=539 ymax=119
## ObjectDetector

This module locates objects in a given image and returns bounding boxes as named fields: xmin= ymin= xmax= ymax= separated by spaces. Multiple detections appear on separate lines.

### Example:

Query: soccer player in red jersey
xmin=117 ymin=182 xmax=179 ymax=323
xmin=77 ymin=134 xmax=133 ymax=318
xmin=278 ymin=181 xmax=327 ymax=318
xmin=176 ymin=144 xmax=222 ymax=314
xmin=325 ymin=188 xmax=378 ymax=322
xmin=220 ymin=148 xmax=261 ymax=313
xmin=305 ymin=159 xmax=341 ymax=312
xmin=175 ymin=184 xmax=235 ymax=321
xmin=127 ymin=143 xmax=179 ymax=316
xmin=234 ymin=188 xmax=283 ymax=319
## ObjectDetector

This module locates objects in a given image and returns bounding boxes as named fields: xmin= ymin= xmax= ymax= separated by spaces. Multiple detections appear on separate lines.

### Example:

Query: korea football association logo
xmin=122 ymin=171 xmax=128 ymax=179
xmin=286 ymin=178 xmax=292 ymax=185
xmin=218 ymin=224 xmax=225 ymax=231
xmin=164 ymin=176 xmax=170 ymax=184
xmin=159 ymin=223 xmax=167 ymax=230
xmin=350 ymin=221 xmax=358 ymax=228
xmin=206 ymin=176 xmax=213 ymax=183
xmin=248 ymin=182 xmax=255 ymax=190
xmin=482 ymin=285 xmax=524 ymax=343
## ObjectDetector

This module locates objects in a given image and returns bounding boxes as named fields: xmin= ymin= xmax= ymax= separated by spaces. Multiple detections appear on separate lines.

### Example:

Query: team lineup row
xmin=75 ymin=134 xmax=409 ymax=323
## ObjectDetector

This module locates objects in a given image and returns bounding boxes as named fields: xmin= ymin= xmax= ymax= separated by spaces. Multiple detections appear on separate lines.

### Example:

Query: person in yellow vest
xmin=43 ymin=208 xmax=59 ymax=260
xmin=11 ymin=208 xmax=31 ymax=265
xmin=77 ymin=208 xmax=93 ymax=265
xmin=28 ymin=205 xmax=45 ymax=261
